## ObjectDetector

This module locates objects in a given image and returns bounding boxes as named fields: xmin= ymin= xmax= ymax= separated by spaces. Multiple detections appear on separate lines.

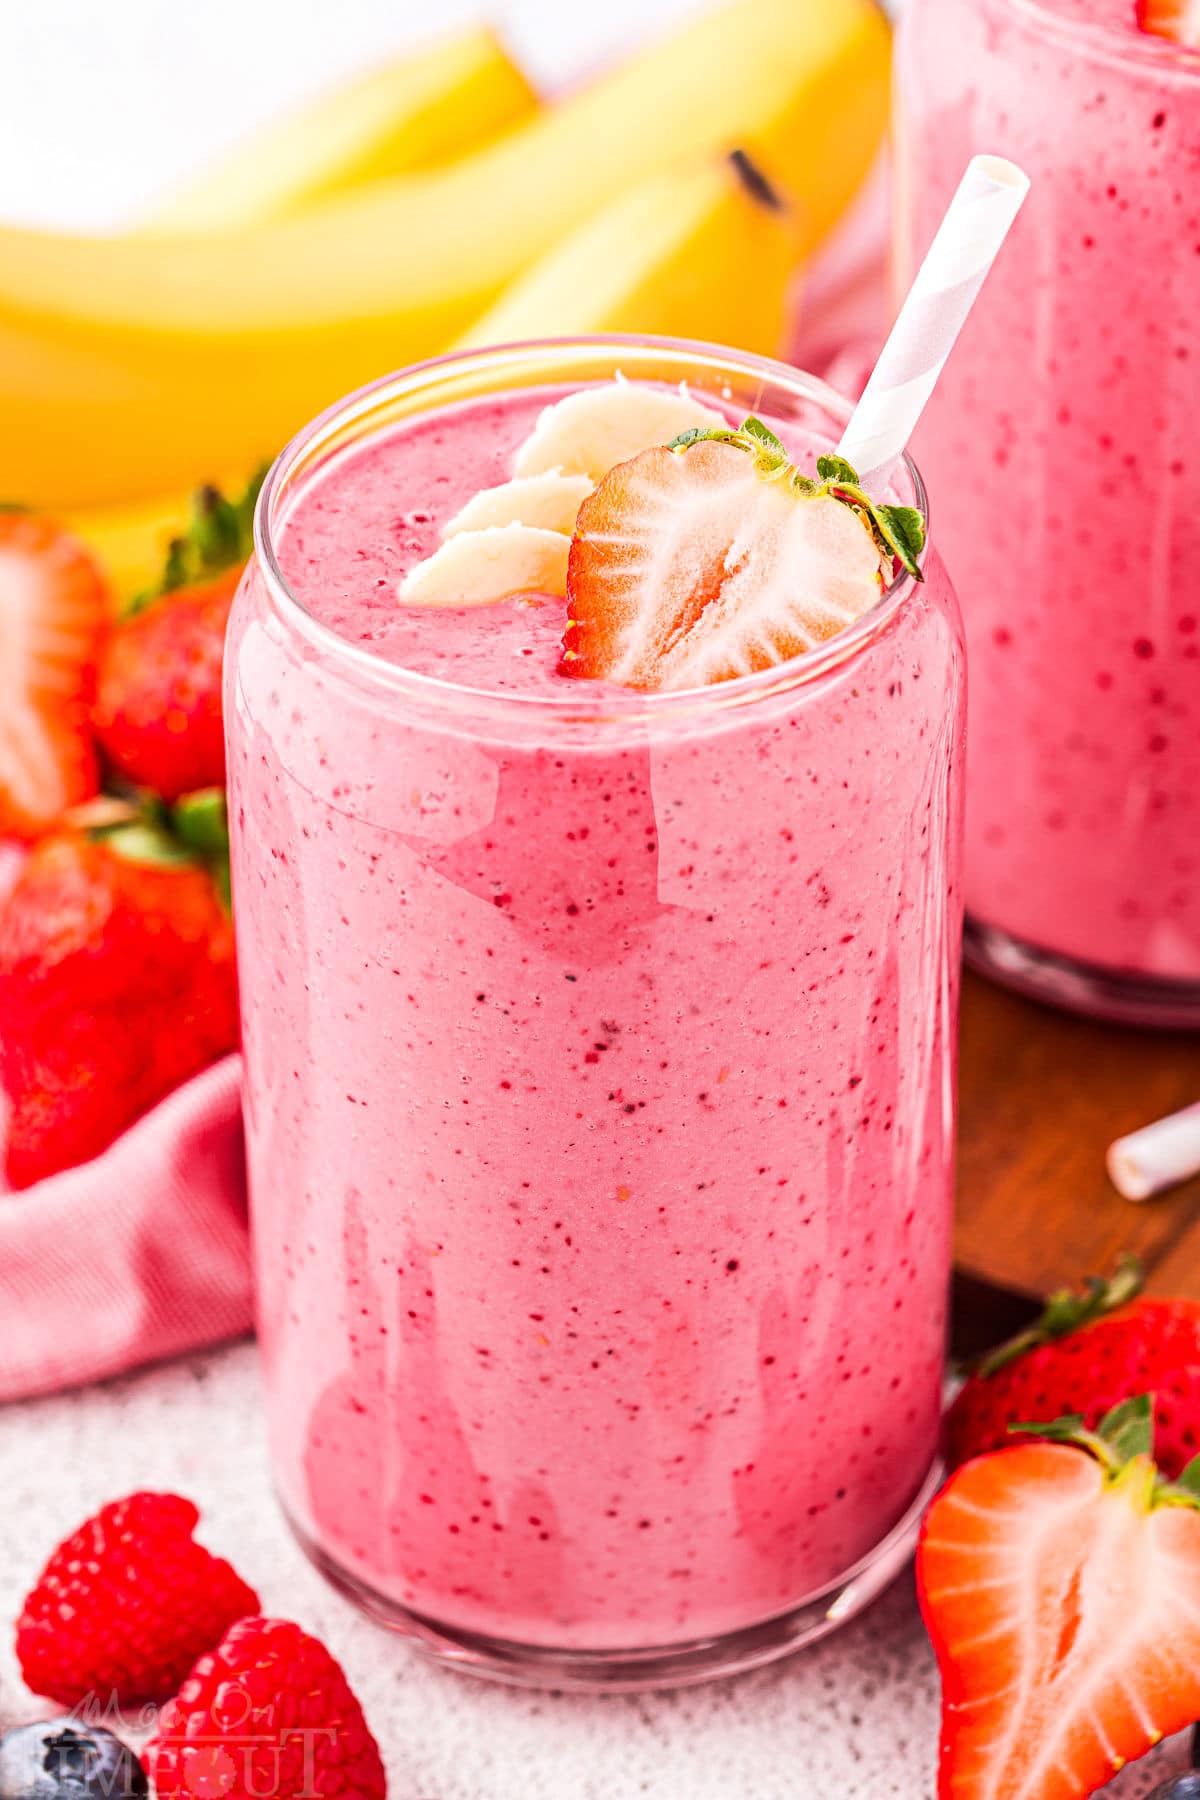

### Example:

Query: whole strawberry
xmin=16 ymin=1492 xmax=258 ymax=1707
xmin=92 ymin=567 xmax=239 ymax=801
xmin=145 ymin=1617 xmax=387 ymax=1799
xmin=946 ymin=1257 xmax=1200 ymax=1480
xmin=92 ymin=472 xmax=262 ymax=802
xmin=0 ymin=798 xmax=237 ymax=1188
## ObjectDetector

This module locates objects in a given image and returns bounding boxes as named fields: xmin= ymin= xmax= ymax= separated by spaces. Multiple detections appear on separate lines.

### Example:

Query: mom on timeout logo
xmin=16 ymin=1685 xmax=359 ymax=1799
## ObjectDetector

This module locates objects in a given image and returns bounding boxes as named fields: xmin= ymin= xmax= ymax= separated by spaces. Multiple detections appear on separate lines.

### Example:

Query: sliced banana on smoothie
xmin=513 ymin=379 xmax=726 ymax=480
xmin=443 ymin=469 xmax=594 ymax=537
xmin=399 ymin=523 xmax=571 ymax=607
xmin=400 ymin=378 xmax=728 ymax=607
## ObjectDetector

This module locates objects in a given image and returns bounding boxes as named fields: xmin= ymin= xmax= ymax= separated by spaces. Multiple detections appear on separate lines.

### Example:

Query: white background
xmin=0 ymin=0 xmax=706 ymax=230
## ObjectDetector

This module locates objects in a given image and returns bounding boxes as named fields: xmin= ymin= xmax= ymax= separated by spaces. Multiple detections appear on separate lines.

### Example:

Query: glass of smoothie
xmin=226 ymin=336 xmax=965 ymax=1689
xmin=896 ymin=0 xmax=1200 ymax=1026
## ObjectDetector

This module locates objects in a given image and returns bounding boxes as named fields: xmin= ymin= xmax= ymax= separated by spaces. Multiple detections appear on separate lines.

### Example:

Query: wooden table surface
xmin=956 ymin=971 xmax=1200 ymax=1301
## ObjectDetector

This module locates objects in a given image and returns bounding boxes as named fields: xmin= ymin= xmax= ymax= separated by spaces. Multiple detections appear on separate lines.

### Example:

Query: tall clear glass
xmin=896 ymin=0 xmax=1200 ymax=1026
xmin=226 ymin=338 xmax=965 ymax=1690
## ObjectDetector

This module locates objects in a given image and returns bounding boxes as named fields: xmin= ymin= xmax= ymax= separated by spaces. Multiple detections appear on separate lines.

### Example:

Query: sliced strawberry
xmin=0 ymin=514 xmax=112 ymax=840
xmin=1136 ymin=0 xmax=1200 ymax=47
xmin=919 ymin=1398 xmax=1200 ymax=1800
xmin=560 ymin=422 xmax=921 ymax=692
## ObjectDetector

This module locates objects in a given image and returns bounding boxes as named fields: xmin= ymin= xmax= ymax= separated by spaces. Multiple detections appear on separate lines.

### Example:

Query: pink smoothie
xmin=227 ymin=366 xmax=964 ymax=1659
xmin=897 ymin=0 xmax=1200 ymax=1002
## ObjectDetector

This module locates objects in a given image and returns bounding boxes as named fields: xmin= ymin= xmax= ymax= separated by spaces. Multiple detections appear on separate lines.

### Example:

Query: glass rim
xmin=252 ymin=334 xmax=931 ymax=729
xmin=998 ymin=0 xmax=1200 ymax=73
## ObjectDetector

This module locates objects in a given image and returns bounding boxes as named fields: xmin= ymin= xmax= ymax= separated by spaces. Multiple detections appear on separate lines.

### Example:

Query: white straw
xmin=1107 ymin=1102 xmax=1200 ymax=1202
xmin=838 ymin=154 xmax=1031 ymax=485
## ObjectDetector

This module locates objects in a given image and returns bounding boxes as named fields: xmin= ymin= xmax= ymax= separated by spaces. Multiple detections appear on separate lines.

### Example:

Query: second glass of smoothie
xmin=226 ymin=338 xmax=965 ymax=1688
xmin=897 ymin=0 xmax=1200 ymax=1025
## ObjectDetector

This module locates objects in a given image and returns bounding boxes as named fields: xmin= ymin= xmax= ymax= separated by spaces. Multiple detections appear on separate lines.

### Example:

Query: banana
xmin=64 ymin=36 xmax=539 ymax=595
xmin=403 ymin=377 xmax=736 ymax=608
xmin=399 ymin=525 xmax=571 ymax=607
xmin=73 ymin=147 xmax=787 ymax=599
xmin=457 ymin=151 xmax=799 ymax=360
xmin=138 ymin=29 xmax=538 ymax=233
xmin=514 ymin=379 xmax=725 ymax=483
xmin=0 ymin=0 xmax=890 ymax=509
xmin=444 ymin=471 xmax=594 ymax=537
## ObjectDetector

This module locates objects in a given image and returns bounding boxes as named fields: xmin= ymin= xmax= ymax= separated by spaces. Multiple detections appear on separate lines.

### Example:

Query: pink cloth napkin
xmin=0 ymin=196 xmax=890 ymax=1405
xmin=0 ymin=1056 xmax=253 ymax=1402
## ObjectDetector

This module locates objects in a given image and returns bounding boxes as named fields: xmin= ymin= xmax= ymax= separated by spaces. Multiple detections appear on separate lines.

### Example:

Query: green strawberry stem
xmin=126 ymin=464 xmax=268 ymax=616
xmin=977 ymin=1254 xmax=1144 ymax=1378
xmin=88 ymin=789 xmax=232 ymax=909
xmin=667 ymin=416 xmax=927 ymax=580
xmin=1009 ymin=1394 xmax=1200 ymax=1512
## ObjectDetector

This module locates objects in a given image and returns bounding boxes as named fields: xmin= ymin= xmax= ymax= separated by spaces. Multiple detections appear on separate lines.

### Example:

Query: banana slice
xmin=399 ymin=523 xmax=570 ymax=607
xmin=513 ymin=379 xmax=726 ymax=481
xmin=444 ymin=469 xmax=593 ymax=537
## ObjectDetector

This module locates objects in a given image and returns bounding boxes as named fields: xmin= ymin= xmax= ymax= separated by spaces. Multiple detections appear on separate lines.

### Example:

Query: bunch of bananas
xmin=0 ymin=0 xmax=891 ymax=596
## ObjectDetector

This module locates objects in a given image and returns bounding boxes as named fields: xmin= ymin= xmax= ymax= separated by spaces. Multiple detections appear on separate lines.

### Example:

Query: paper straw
xmin=1107 ymin=1102 xmax=1200 ymax=1202
xmin=838 ymin=154 xmax=1031 ymax=484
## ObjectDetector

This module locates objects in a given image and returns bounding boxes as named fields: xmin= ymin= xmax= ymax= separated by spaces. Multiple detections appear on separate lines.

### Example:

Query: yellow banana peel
xmin=64 ymin=33 xmax=539 ymax=593
xmin=3 ymin=0 xmax=890 ymax=510
xmin=457 ymin=151 xmax=800 ymax=357
xmin=137 ymin=28 xmax=538 ymax=233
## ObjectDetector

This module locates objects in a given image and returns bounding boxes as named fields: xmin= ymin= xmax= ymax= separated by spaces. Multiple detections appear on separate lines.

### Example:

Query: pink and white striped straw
xmin=1108 ymin=1102 xmax=1200 ymax=1203
xmin=838 ymin=154 xmax=1031 ymax=486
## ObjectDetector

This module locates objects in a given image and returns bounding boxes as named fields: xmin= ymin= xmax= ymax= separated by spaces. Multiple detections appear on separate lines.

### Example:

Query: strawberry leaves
xmin=978 ymin=1254 xmax=1144 ymax=1377
xmin=83 ymin=788 xmax=231 ymax=909
xmin=667 ymin=417 xmax=927 ymax=580
xmin=1009 ymin=1392 xmax=1200 ymax=1512
xmin=128 ymin=465 xmax=267 ymax=616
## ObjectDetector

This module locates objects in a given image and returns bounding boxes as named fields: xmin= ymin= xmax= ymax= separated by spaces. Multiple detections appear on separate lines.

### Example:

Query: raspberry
xmin=16 ymin=1493 xmax=259 ymax=1707
xmin=145 ymin=1617 xmax=387 ymax=1799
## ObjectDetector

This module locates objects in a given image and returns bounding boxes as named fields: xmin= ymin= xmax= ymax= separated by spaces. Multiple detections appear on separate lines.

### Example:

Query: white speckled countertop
xmin=0 ymin=1340 xmax=1187 ymax=1799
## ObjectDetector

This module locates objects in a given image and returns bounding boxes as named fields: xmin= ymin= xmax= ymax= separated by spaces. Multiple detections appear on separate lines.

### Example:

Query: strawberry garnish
xmin=0 ymin=513 xmax=112 ymax=840
xmin=92 ymin=471 xmax=263 ymax=802
xmin=1136 ymin=0 xmax=1200 ymax=48
xmin=0 ymin=794 xmax=237 ymax=1188
xmin=920 ymin=1396 xmax=1200 ymax=1800
xmin=560 ymin=420 xmax=924 ymax=691
xmin=947 ymin=1257 xmax=1200 ymax=1479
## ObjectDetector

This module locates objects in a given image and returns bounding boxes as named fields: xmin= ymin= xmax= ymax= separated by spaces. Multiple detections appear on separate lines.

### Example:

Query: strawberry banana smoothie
xmin=226 ymin=341 xmax=964 ymax=1686
xmin=897 ymin=0 xmax=1200 ymax=1023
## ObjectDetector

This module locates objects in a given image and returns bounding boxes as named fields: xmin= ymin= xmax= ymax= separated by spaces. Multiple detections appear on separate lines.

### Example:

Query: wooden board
xmin=956 ymin=971 xmax=1200 ymax=1300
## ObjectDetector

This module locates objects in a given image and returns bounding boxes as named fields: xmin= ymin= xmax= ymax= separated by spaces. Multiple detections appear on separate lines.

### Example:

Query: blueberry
xmin=1149 ymin=1779 xmax=1200 ymax=1799
xmin=0 ymin=1719 xmax=147 ymax=1798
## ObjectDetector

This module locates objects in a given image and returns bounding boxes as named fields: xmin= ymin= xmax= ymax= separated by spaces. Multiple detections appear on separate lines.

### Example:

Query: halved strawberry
xmin=560 ymin=420 xmax=924 ymax=692
xmin=0 ymin=514 xmax=112 ymax=840
xmin=919 ymin=1397 xmax=1200 ymax=1800
xmin=1136 ymin=0 xmax=1200 ymax=48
